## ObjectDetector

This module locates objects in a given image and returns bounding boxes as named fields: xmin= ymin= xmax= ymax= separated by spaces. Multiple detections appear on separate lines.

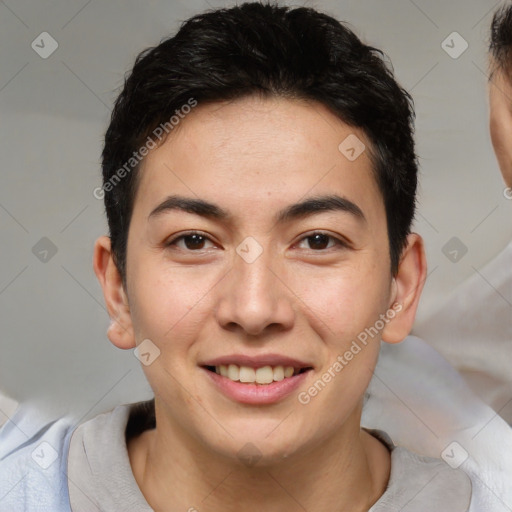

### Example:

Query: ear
xmin=381 ymin=233 xmax=427 ymax=344
xmin=93 ymin=236 xmax=136 ymax=349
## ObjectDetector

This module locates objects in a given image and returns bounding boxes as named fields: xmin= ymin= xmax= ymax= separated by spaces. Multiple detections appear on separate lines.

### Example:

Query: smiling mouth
xmin=203 ymin=364 xmax=313 ymax=385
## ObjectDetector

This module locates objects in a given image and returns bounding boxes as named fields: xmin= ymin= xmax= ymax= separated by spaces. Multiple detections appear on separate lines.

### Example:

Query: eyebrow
xmin=148 ymin=194 xmax=366 ymax=224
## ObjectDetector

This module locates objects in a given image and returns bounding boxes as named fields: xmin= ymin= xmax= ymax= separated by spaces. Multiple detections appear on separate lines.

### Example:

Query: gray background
xmin=1 ymin=0 xmax=511 ymax=422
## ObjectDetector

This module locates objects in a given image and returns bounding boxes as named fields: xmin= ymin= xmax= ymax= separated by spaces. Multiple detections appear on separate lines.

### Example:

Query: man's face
xmin=489 ymin=69 xmax=512 ymax=188
xmin=123 ymin=96 xmax=395 ymax=462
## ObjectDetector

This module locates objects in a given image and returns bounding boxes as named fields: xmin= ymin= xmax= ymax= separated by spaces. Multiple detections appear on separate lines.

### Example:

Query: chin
xmin=203 ymin=425 xmax=307 ymax=468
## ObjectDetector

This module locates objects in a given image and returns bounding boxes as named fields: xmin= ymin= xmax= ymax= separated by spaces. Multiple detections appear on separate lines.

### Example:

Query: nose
xmin=214 ymin=247 xmax=295 ymax=337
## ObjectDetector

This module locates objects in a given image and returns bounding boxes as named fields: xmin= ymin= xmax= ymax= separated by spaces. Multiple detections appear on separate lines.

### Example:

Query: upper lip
xmin=200 ymin=354 xmax=313 ymax=369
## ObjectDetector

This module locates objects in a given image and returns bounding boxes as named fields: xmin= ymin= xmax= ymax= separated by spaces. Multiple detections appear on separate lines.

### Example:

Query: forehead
xmin=132 ymin=96 xmax=384 ymax=224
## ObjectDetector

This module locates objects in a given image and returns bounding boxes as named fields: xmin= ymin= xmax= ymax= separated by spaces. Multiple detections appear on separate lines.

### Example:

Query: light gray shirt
xmin=67 ymin=402 xmax=472 ymax=511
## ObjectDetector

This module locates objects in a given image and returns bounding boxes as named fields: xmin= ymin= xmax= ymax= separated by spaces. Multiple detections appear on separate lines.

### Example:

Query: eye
xmin=296 ymin=231 xmax=346 ymax=251
xmin=166 ymin=231 xmax=216 ymax=251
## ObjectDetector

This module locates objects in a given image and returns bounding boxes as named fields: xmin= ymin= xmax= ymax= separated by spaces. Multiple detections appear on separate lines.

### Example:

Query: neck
xmin=128 ymin=403 xmax=390 ymax=512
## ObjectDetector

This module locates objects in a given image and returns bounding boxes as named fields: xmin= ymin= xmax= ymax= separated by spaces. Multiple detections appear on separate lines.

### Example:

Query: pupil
xmin=185 ymin=234 xmax=205 ymax=250
xmin=309 ymin=234 xmax=329 ymax=250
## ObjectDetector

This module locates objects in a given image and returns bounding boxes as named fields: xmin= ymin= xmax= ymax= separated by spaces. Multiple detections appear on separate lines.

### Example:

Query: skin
xmin=93 ymin=95 xmax=426 ymax=512
xmin=489 ymin=67 xmax=512 ymax=188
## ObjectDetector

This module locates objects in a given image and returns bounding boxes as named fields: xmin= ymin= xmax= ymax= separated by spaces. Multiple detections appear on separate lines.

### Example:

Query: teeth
xmin=239 ymin=366 xmax=256 ymax=383
xmin=255 ymin=366 xmax=273 ymax=384
xmin=215 ymin=364 xmax=301 ymax=384
xmin=227 ymin=364 xmax=239 ymax=381
xmin=273 ymin=366 xmax=284 ymax=381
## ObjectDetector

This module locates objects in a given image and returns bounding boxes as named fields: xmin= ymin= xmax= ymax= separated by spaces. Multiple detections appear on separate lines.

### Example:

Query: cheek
xmin=289 ymin=263 xmax=390 ymax=343
xmin=128 ymin=262 xmax=210 ymax=349
xmin=127 ymin=266 xmax=216 ymax=403
xmin=294 ymin=273 xmax=385 ymax=429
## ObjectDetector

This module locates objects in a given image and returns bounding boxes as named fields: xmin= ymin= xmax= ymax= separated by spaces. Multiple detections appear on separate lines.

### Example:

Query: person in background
xmin=412 ymin=4 xmax=512 ymax=424
xmin=362 ymin=5 xmax=512 ymax=511
xmin=489 ymin=5 xmax=512 ymax=193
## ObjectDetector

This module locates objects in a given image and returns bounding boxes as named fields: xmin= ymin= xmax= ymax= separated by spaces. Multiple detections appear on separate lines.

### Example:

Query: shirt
xmin=5 ymin=399 xmax=468 ymax=511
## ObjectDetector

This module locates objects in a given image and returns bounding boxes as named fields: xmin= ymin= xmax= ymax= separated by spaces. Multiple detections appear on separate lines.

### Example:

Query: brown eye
xmin=296 ymin=231 xmax=346 ymax=251
xmin=166 ymin=232 xmax=215 ymax=251
xmin=307 ymin=233 xmax=331 ymax=250
xmin=182 ymin=234 xmax=206 ymax=249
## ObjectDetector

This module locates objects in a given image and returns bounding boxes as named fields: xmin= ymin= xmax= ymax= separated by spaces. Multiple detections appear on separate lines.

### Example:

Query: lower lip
xmin=201 ymin=367 xmax=312 ymax=405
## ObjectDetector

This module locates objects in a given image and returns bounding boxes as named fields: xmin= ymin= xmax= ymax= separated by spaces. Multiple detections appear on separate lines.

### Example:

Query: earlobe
xmin=93 ymin=236 xmax=136 ymax=350
xmin=381 ymin=233 xmax=427 ymax=344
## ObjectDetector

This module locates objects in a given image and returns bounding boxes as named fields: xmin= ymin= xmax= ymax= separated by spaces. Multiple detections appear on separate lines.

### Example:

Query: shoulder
xmin=0 ymin=404 xmax=75 ymax=512
xmin=368 ymin=429 xmax=473 ymax=512
xmin=67 ymin=400 xmax=154 ymax=512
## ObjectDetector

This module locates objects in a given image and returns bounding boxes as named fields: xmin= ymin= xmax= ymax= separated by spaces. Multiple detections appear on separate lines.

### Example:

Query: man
xmin=0 ymin=3 xmax=472 ymax=511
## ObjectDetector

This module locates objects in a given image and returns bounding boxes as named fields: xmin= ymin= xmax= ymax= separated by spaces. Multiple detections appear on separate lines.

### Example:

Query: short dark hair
xmin=101 ymin=1 xmax=417 ymax=287
xmin=490 ymin=4 xmax=512 ymax=77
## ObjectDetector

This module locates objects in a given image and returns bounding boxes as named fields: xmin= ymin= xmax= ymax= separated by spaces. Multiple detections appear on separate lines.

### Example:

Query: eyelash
xmin=165 ymin=230 xmax=348 ymax=252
